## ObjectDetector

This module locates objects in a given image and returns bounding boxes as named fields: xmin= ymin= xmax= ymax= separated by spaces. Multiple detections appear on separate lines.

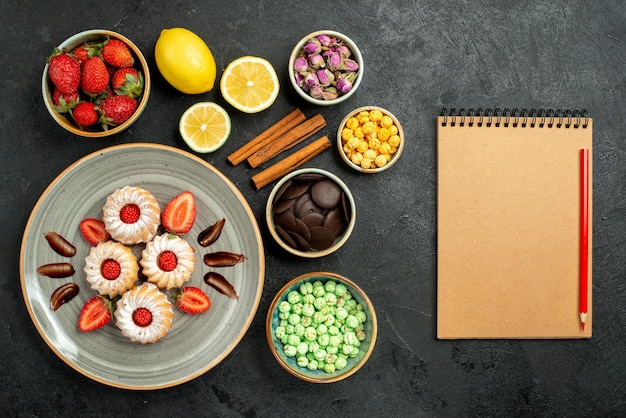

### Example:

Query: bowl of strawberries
xmin=42 ymin=29 xmax=151 ymax=138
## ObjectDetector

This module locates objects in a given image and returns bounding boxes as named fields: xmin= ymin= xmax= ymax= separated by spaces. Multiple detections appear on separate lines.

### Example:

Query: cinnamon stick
xmin=251 ymin=136 xmax=332 ymax=190
xmin=227 ymin=109 xmax=306 ymax=166
xmin=247 ymin=114 xmax=326 ymax=168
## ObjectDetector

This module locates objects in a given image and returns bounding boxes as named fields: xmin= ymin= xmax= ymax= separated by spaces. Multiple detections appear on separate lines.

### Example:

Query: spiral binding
xmin=440 ymin=108 xmax=589 ymax=129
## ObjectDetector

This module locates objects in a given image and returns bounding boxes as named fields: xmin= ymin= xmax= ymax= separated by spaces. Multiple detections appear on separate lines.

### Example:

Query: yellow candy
xmin=357 ymin=113 xmax=370 ymax=124
xmin=369 ymin=109 xmax=383 ymax=122
xmin=346 ymin=117 xmax=359 ymax=130
xmin=360 ymin=158 xmax=372 ymax=169
xmin=374 ymin=154 xmax=388 ymax=167
xmin=379 ymin=142 xmax=392 ymax=155
xmin=381 ymin=115 xmax=394 ymax=128
xmin=388 ymin=135 xmax=401 ymax=148
xmin=367 ymin=137 xmax=381 ymax=151
xmin=341 ymin=128 xmax=354 ymax=141
xmin=361 ymin=121 xmax=376 ymax=135
xmin=346 ymin=136 xmax=359 ymax=150
xmin=356 ymin=140 xmax=369 ymax=153
xmin=350 ymin=152 xmax=363 ymax=165
xmin=389 ymin=125 xmax=398 ymax=135
xmin=363 ymin=149 xmax=377 ymax=160
xmin=377 ymin=127 xmax=391 ymax=141
xmin=354 ymin=127 xmax=364 ymax=139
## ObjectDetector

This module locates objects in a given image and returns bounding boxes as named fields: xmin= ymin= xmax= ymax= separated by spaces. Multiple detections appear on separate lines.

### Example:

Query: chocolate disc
xmin=296 ymin=198 xmax=323 ymax=218
xmin=301 ymin=212 xmax=324 ymax=229
xmin=289 ymin=231 xmax=312 ymax=251
xmin=323 ymin=208 xmax=345 ymax=237
xmin=309 ymin=226 xmax=336 ymax=250
xmin=294 ymin=193 xmax=311 ymax=215
xmin=274 ymin=198 xmax=295 ymax=214
xmin=294 ymin=218 xmax=311 ymax=241
xmin=311 ymin=179 xmax=343 ymax=209
xmin=275 ymin=225 xmax=297 ymax=248
xmin=282 ymin=182 xmax=310 ymax=200
xmin=294 ymin=173 xmax=325 ymax=182
xmin=274 ymin=210 xmax=296 ymax=231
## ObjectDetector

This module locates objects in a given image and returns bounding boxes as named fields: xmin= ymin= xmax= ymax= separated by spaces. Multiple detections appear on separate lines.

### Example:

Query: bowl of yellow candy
xmin=337 ymin=106 xmax=404 ymax=173
xmin=266 ymin=272 xmax=377 ymax=383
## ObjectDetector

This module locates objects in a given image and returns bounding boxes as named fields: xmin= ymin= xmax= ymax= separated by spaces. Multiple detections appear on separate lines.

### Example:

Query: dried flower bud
xmin=317 ymin=34 xmax=332 ymax=47
xmin=303 ymin=38 xmax=321 ymax=55
xmin=343 ymin=59 xmax=359 ymax=72
xmin=335 ymin=45 xmax=351 ymax=58
xmin=322 ymin=86 xmax=338 ymax=100
xmin=316 ymin=69 xmax=334 ymax=87
xmin=304 ymin=72 xmax=319 ymax=88
xmin=343 ymin=71 xmax=358 ymax=83
xmin=309 ymin=85 xmax=324 ymax=99
xmin=308 ymin=54 xmax=325 ymax=69
xmin=294 ymin=56 xmax=309 ymax=73
xmin=327 ymin=51 xmax=343 ymax=72
xmin=295 ymin=72 xmax=306 ymax=88
xmin=336 ymin=77 xmax=352 ymax=94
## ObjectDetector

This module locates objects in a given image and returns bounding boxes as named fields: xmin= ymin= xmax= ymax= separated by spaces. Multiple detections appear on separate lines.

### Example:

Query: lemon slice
xmin=220 ymin=56 xmax=280 ymax=113
xmin=179 ymin=102 xmax=231 ymax=153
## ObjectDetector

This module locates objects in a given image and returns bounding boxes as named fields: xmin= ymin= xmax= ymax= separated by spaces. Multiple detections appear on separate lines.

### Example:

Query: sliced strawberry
xmin=161 ymin=191 xmax=196 ymax=234
xmin=80 ymin=218 xmax=111 ymax=246
xmin=78 ymin=296 xmax=112 ymax=332
xmin=174 ymin=286 xmax=211 ymax=314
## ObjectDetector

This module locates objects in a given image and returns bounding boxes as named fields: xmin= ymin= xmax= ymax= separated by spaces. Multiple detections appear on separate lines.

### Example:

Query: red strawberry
xmin=112 ymin=67 xmax=144 ymax=98
xmin=99 ymin=95 xmax=138 ymax=128
xmin=72 ymin=101 xmax=100 ymax=127
xmin=71 ymin=43 xmax=100 ymax=65
xmin=157 ymin=251 xmax=178 ymax=272
xmin=173 ymin=287 xmax=211 ymax=314
xmin=161 ymin=191 xmax=196 ymax=234
xmin=79 ymin=218 xmax=111 ymax=246
xmin=52 ymin=88 xmax=79 ymax=113
xmin=81 ymin=57 xmax=110 ymax=95
xmin=132 ymin=307 xmax=153 ymax=327
xmin=100 ymin=259 xmax=121 ymax=280
xmin=102 ymin=39 xmax=134 ymax=68
xmin=119 ymin=203 xmax=140 ymax=224
xmin=71 ymin=45 xmax=91 ymax=65
xmin=78 ymin=296 xmax=113 ymax=332
xmin=47 ymin=49 xmax=81 ymax=94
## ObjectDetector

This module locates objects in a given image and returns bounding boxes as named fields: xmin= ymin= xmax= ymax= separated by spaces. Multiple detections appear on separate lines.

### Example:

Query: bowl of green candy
xmin=266 ymin=272 xmax=377 ymax=383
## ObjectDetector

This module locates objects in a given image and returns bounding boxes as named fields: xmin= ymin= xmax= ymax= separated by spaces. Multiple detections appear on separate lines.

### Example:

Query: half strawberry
xmin=173 ymin=286 xmax=211 ymax=314
xmin=79 ymin=218 xmax=111 ymax=246
xmin=161 ymin=191 xmax=196 ymax=234
xmin=78 ymin=295 xmax=113 ymax=332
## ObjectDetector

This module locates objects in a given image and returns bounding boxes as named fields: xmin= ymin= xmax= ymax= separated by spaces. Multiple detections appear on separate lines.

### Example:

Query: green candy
xmin=287 ymin=291 xmax=301 ymax=304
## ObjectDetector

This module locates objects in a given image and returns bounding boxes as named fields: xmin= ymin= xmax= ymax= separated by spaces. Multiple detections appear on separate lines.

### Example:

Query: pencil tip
xmin=581 ymin=322 xmax=585 ymax=331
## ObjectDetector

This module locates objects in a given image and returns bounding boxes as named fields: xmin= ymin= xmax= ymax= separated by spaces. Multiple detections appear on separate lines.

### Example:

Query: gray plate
xmin=20 ymin=143 xmax=264 ymax=389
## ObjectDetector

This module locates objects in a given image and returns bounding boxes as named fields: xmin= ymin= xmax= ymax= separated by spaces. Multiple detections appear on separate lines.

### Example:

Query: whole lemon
xmin=155 ymin=28 xmax=216 ymax=94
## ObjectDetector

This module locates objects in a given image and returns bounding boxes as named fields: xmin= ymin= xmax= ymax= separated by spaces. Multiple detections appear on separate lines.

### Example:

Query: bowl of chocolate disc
xmin=266 ymin=168 xmax=356 ymax=258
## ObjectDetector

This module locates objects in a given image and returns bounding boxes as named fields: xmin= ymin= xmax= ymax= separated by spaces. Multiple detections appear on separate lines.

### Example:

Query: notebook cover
xmin=437 ymin=111 xmax=593 ymax=339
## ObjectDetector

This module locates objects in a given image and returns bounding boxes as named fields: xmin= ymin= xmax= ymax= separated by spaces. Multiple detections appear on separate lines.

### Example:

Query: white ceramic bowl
xmin=288 ymin=30 xmax=363 ymax=106
xmin=337 ymin=106 xmax=405 ymax=173
xmin=266 ymin=272 xmax=377 ymax=383
xmin=266 ymin=168 xmax=356 ymax=258
xmin=42 ymin=29 xmax=151 ymax=138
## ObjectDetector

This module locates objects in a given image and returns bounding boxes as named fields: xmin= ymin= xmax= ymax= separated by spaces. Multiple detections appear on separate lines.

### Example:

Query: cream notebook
xmin=437 ymin=108 xmax=593 ymax=339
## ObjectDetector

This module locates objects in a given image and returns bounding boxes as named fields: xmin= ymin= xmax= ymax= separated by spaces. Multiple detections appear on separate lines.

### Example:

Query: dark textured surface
xmin=2 ymin=1 xmax=625 ymax=416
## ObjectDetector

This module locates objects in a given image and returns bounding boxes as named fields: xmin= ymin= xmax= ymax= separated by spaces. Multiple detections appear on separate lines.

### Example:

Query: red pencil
xmin=580 ymin=149 xmax=589 ymax=331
